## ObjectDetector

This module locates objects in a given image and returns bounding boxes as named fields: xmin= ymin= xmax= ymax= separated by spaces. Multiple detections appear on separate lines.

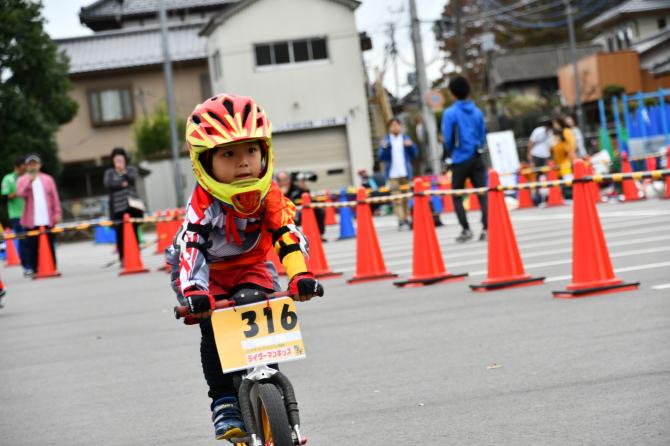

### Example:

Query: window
xmin=659 ymin=18 xmax=667 ymax=30
xmin=255 ymin=45 xmax=272 ymax=66
xmin=88 ymin=87 xmax=134 ymax=126
xmin=292 ymin=40 xmax=309 ymax=62
xmin=211 ymin=50 xmax=222 ymax=80
xmin=200 ymin=73 xmax=212 ymax=100
xmin=254 ymin=37 xmax=329 ymax=67
xmin=311 ymin=38 xmax=328 ymax=59
xmin=274 ymin=42 xmax=290 ymax=64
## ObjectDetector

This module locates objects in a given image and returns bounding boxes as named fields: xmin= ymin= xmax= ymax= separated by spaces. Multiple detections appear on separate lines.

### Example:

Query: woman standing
xmin=551 ymin=117 xmax=577 ymax=179
xmin=103 ymin=147 xmax=144 ymax=264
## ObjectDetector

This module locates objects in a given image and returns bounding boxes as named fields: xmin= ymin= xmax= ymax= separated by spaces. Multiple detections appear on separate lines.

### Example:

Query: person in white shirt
xmin=527 ymin=119 xmax=553 ymax=168
xmin=377 ymin=118 xmax=418 ymax=230
xmin=527 ymin=119 xmax=554 ymax=206
xmin=565 ymin=115 xmax=587 ymax=158
xmin=16 ymin=153 xmax=62 ymax=275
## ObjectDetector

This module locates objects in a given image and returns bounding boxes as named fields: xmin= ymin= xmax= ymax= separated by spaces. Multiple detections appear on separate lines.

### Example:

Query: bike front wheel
xmin=257 ymin=383 xmax=294 ymax=446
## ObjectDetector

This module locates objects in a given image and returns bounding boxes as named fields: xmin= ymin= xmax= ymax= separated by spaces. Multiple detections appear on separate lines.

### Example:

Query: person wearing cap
xmin=16 ymin=153 xmax=62 ymax=274
xmin=2 ymin=155 xmax=32 ymax=276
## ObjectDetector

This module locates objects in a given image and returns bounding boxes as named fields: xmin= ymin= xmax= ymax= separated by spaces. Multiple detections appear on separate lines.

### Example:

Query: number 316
xmin=241 ymin=304 xmax=297 ymax=338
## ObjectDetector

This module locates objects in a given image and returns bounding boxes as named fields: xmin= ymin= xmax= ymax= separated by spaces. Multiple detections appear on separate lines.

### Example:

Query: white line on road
xmin=546 ymin=262 xmax=670 ymax=283
xmin=651 ymin=283 xmax=670 ymax=290
xmin=391 ymin=248 xmax=670 ymax=278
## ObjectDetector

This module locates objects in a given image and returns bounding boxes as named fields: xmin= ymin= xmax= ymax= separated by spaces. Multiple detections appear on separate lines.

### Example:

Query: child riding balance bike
xmin=168 ymin=94 xmax=323 ymax=442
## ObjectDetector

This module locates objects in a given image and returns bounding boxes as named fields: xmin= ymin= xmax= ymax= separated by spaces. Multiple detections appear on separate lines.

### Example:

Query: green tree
xmin=133 ymin=103 xmax=185 ymax=159
xmin=0 ymin=0 xmax=78 ymax=177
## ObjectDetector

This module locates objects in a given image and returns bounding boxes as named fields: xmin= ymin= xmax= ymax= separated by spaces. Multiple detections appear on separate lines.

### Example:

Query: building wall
xmin=558 ymin=51 xmax=642 ymax=106
xmin=636 ymin=15 xmax=670 ymax=38
xmin=56 ymin=62 xmax=209 ymax=164
xmin=207 ymin=0 xmax=373 ymax=185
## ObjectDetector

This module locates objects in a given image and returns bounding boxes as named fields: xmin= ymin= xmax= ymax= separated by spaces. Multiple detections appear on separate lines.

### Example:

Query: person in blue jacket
xmin=441 ymin=76 xmax=488 ymax=243
xmin=377 ymin=118 xmax=418 ymax=230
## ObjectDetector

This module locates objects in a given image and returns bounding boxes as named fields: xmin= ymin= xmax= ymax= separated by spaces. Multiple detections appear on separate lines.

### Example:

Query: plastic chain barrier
xmin=1 ymin=168 xmax=668 ymax=240
xmin=299 ymin=169 xmax=670 ymax=210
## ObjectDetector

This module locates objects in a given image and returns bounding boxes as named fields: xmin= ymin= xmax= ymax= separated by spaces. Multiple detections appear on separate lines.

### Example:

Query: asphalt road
xmin=1 ymin=198 xmax=669 ymax=446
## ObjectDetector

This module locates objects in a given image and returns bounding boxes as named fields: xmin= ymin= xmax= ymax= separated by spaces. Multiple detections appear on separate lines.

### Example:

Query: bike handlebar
xmin=174 ymin=290 xmax=292 ymax=320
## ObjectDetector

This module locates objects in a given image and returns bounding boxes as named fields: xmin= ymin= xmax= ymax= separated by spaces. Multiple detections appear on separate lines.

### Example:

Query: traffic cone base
xmin=34 ymin=271 xmax=61 ymax=279
xmin=470 ymin=275 xmax=545 ymax=292
xmin=552 ymin=281 xmax=639 ymax=298
xmin=348 ymin=272 xmax=398 ymax=284
xmin=120 ymin=267 xmax=149 ymax=276
xmin=394 ymin=273 xmax=467 ymax=288
xmin=314 ymin=271 xmax=343 ymax=280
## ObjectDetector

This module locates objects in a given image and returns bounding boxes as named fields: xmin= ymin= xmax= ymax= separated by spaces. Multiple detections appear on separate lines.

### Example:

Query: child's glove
xmin=288 ymin=273 xmax=324 ymax=302
xmin=184 ymin=289 xmax=215 ymax=318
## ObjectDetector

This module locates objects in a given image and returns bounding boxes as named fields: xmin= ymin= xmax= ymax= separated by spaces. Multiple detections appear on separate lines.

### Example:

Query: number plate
xmin=211 ymin=296 xmax=306 ymax=373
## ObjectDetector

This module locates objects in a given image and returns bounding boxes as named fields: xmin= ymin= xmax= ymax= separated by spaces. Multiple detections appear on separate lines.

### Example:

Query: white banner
xmin=486 ymin=130 xmax=520 ymax=188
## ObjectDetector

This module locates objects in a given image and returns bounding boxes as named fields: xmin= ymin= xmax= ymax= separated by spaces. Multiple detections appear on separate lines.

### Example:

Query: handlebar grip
xmin=174 ymin=290 xmax=294 ymax=319
xmin=174 ymin=305 xmax=189 ymax=319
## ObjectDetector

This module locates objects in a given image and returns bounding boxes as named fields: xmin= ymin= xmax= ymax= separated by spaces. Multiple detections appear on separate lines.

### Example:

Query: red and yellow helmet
xmin=185 ymin=94 xmax=273 ymax=215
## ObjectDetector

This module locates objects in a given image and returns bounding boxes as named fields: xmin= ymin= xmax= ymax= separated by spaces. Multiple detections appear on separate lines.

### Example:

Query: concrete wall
xmin=140 ymin=157 xmax=196 ymax=212
xmin=56 ymin=62 xmax=209 ymax=164
xmin=207 ymin=0 xmax=373 ymax=185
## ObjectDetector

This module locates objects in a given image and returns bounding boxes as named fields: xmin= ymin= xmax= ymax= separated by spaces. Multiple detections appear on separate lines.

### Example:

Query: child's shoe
xmin=211 ymin=396 xmax=246 ymax=440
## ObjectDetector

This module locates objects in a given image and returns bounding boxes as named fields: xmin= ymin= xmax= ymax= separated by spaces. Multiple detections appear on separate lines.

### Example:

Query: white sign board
xmin=486 ymin=130 xmax=520 ymax=188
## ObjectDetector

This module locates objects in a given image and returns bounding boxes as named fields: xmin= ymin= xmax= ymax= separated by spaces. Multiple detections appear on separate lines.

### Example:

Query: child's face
xmin=210 ymin=141 xmax=263 ymax=183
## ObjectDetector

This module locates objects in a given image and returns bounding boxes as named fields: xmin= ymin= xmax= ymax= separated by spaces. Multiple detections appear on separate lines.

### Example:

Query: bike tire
xmin=257 ymin=383 xmax=294 ymax=446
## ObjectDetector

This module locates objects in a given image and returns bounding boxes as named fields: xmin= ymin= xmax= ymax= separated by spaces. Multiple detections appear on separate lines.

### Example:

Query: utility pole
xmin=564 ymin=0 xmax=586 ymax=132
xmin=387 ymin=22 xmax=401 ymax=100
xmin=453 ymin=0 xmax=465 ymax=71
xmin=409 ymin=0 xmax=441 ymax=175
xmin=159 ymin=1 xmax=184 ymax=207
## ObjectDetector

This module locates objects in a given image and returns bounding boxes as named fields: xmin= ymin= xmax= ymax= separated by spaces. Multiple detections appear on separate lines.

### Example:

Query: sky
xmin=41 ymin=0 xmax=447 ymax=97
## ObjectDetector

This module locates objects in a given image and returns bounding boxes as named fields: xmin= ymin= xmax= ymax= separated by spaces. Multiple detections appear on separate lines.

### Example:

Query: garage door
xmin=272 ymin=126 xmax=351 ymax=191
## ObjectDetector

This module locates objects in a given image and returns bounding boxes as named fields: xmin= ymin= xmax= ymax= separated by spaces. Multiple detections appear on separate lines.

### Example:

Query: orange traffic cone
xmin=516 ymin=173 xmax=534 ymax=209
xmin=34 ymin=227 xmax=60 ymax=279
xmin=394 ymin=178 xmax=467 ymax=287
xmin=440 ymin=177 xmax=454 ymax=213
xmin=466 ymin=179 xmax=480 ymax=210
xmin=323 ymin=191 xmax=337 ymax=226
xmin=646 ymin=155 xmax=657 ymax=172
xmin=300 ymin=193 xmax=342 ymax=279
xmin=546 ymin=163 xmax=565 ymax=206
xmin=4 ymin=229 xmax=20 ymax=266
xmin=267 ymin=247 xmax=286 ymax=276
xmin=348 ymin=187 xmax=397 ymax=283
xmin=470 ymin=170 xmax=544 ymax=291
xmin=157 ymin=209 xmax=182 ymax=272
xmin=621 ymin=154 xmax=642 ymax=201
xmin=119 ymin=213 xmax=149 ymax=275
xmin=553 ymin=160 xmax=639 ymax=298
xmin=154 ymin=210 xmax=168 ymax=255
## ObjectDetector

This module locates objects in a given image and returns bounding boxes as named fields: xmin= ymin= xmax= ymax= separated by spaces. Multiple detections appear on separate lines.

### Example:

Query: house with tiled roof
xmin=200 ymin=0 xmax=372 ymax=190
xmin=557 ymin=0 xmax=670 ymax=109
xmin=55 ymin=0 xmax=235 ymax=215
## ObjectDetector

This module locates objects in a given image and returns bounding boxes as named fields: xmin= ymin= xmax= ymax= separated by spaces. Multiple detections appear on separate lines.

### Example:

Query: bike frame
xmin=233 ymin=364 xmax=305 ymax=446
xmin=174 ymin=291 xmax=308 ymax=446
